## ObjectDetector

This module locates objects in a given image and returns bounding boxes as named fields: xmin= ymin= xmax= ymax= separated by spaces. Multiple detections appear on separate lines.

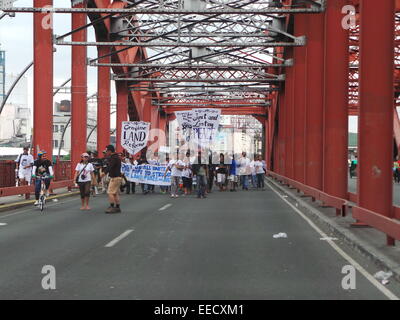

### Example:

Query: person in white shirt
xmin=148 ymin=152 xmax=161 ymax=193
xmin=254 ymin=155 xmax=265 ymax=190
xmin=238 ymin=152 xmax=250 ymax=190
xmin=250 ymin=158 xmax=257 ymax=188
xmin=15 ymin=147 xmax=34 ymax=187
xmin=73 ymin=153 xmax=95 ymax=210
xmin=164 ymin=153 xmax=185 ymax=198
xmin=182 ymin=153 xmax=193 ymax=195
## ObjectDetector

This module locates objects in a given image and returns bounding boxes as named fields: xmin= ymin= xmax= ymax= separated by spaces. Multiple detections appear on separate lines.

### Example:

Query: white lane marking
xmin=0 ymin=223 xmax=7 ymax=226
xmin=0 ymin=197 xmax=79 ymax=220
xmin=159 ymin=204 xmax=172 ymax=211
xmin=266 ymin=180 xmax=400 ymax=301
xmin=105 ymin=229 xmax=134 ymax=248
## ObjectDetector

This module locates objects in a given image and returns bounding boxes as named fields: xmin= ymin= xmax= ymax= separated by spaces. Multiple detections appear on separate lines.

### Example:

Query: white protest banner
xmin=121 ymin=121 xmax=150 ymax=155
xmin=192 ymin=108 xmax=222 ymax=147
xmin=121 ymin=163 xmax=171 ymax=186
xmin=175 ymin=110 xmax=194 ymax=142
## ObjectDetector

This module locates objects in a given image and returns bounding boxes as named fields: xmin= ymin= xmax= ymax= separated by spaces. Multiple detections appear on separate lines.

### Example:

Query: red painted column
xmin=285 ymin=48 xmax=295 ymax=179
xmin=265 ymin=119 xmax=270 ymax=170
xmin=71 ymin=1 xmax=87 ymax=170
xmin=358 ymin=0 xmax=395 ymax=245
xmin=323 ymin=0 xmax=349 ymax=199
xmin=305 ymin=12 xmax=325 ymax=190
xmin=116 ymin=81 xmax=128 ymax=153
xmin=97 ymin=46 xmax=111 ymax=152
xmin=33 ymin=0 xmax=53 ymax=158
xmin=293 ymin=15 xmax=307 ymax=183
xmin=278 ymin=92 xmax=286 ymax=175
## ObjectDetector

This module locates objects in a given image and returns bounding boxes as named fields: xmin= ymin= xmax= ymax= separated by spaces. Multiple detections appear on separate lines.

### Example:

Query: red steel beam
xmin=285 ymin=47 xmax=295 ymax=179
xmin=276 ymin=92 xmax=286 ymax=175
xmin=71 ymin=1 xmax=88 ymax=171
xmin=358 ymin=0 xmax=395 ymax=245
xmin=293 ymin=14 xmax=307 ymax=183
xmin=305 ymin=11 xmax=324 ymax=190
xmin=97 ymin=46 xmax=111 ymax=152
xmin=323 ymin=0 xmax=349 ymax=200
xmin=33 ymin=0 xmax=53 ymax=158
xmin=116 ymin=81 xmax=128 ymax=153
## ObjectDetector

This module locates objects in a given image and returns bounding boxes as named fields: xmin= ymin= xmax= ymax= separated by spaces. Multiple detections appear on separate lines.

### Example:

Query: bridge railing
xmin=267 ymin=170 xmax=400 ymax=245
xmin=0 ymin=160 xmax=74 ymax=199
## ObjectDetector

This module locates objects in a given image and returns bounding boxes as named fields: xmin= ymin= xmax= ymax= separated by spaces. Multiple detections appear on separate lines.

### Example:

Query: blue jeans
xmin=35 ymin=178 xmax=51 ymax=200
xmin=240 ymin=175 xmax=249 ymax=189
xmin=197 ymin=175 xmax=206 ymax=197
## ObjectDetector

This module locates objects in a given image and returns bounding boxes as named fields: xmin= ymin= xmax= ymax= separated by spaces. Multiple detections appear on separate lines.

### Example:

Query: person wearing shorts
xmin=216 ymin=153 xmax=228 ymax=192
xmin=104 ymin=145 xmax=122 ymax=213
xmin=164 ymin=154 xmax=185 ymax=198
xmin=182 ymin=163 xmax=193 ymax=195
xmin=15 ymin=147 xmax=34 ymax=187
xmin=74 ymin=153 xmax=95 ymax=210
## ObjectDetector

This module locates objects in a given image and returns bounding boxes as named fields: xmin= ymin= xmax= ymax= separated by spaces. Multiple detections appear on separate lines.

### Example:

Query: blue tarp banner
xmin=121 ymin=163 xmax=171 ymax=186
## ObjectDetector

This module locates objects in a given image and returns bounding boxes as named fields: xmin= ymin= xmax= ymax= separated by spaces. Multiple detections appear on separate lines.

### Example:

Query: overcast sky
xmin=0 ymin=0 xmax=116 ymax=119
xmin=1 ymin=0 xmax=358 ymax=132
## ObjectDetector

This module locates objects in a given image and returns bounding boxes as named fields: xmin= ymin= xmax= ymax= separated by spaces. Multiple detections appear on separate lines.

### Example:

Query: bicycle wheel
xmin=39 ymin=195 xmax=45 ymax=212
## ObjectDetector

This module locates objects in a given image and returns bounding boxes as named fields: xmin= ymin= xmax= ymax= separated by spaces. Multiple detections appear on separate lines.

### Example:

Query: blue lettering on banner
xmin=121 ymin=163 xmax=171 ymax=186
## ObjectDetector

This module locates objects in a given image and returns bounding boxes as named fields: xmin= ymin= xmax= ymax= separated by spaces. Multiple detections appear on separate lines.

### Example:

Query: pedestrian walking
xmin=15 ymin=146 xmax=34 ymax=189
xmin=229 ymin=154 xmax=238 ymax=192
xmin=103 ymin=145 xmax=123 ymax=213
xmin=216 ymin=153 xmax=228 ymax=192
xmin=254 ymin=155 xmax=265 ymax=190
xmin=164 ymin=153 xmax=185 ymax=198
xmin=238 ymin=152 xmax=250 ymax=190
xmin=73 ymin=153 xmax=95 ymax=210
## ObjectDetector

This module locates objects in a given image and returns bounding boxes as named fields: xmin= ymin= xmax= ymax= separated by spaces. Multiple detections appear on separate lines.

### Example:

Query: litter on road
xmin=273 ymin=232 xmax=288 ymax=239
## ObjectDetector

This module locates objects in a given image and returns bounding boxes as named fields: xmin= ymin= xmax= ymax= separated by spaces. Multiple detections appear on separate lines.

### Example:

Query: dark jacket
xmin=106 ymin=153 xmax=122 ymax=178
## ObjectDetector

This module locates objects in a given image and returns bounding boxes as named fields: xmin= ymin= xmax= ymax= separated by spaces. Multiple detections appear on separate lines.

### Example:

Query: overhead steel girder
xmin=154 ymin=103 xmax=270 ymax=107
xmin=114 ymin=78 xmax=284 ymax=83
xmin=55 ymin=40 xmax=306 ymax=47
xmin=89 ymin=62 xmax=293 ymax=68
xmin=1 ymin=8 xmax=325 ymax=15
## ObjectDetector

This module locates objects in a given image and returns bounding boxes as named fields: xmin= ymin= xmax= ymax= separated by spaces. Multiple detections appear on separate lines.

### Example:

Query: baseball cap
xmin=38 ymin=150 xmax=47 ymax=156
xmin=81 ymin=153 xmax=90 ymax=157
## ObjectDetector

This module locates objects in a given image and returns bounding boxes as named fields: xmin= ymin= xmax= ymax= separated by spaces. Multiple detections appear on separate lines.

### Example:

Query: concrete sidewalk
xmin=266 ymin=176 xmax=400 ymax=284
xmin=0 ymin=187 xmax=79 ymax=212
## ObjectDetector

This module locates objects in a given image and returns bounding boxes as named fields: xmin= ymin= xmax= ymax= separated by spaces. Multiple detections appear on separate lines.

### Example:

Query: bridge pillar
xmin=97 ymin=47 xmax=111 ymax=152
xmin=116 ymin=81 xmax=128 ymax=153
xmin=358 ymin=0 xmax=395 ymax=245
xmin=305 ymin=11 xmax=324 ymax=190
xmin=323 ymin=0 xmax=349 ymax=200
xmin=33 ymin=0 xmax=53 ymax=158
xmin=284 ymin=48 xmax=295 ymax=179
xmin=277 ymin=93 xmax=286 ymax=175
xmin=71 ymin=1 xmax=87 ymax=170
xmin=293 ymin=14 xmax=307 ymax=183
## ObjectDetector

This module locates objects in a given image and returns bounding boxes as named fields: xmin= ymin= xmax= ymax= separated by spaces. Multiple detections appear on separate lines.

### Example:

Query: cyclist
xmin=32 ymin=151 xmax=54 ymax=206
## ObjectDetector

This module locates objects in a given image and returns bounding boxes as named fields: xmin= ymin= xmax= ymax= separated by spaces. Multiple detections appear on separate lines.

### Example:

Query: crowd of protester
xmin=12 ymin=146 xmax=267 ymax=213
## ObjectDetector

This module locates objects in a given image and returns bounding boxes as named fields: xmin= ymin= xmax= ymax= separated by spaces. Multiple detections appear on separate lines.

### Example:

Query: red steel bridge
xmin=1 ymin=0 xmax=400 ymax=246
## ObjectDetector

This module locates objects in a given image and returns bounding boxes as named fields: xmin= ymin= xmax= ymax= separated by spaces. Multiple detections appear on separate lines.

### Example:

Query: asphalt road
xmin=0 ymin=184 xmax=399 ymax=300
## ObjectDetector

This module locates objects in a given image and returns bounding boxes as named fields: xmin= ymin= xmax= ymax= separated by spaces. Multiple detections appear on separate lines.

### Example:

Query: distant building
xmin=0 ymin=50 xmax=5 ymax=102
xmin=0 ymin=73 xmax=31 ymax=145
xmin=53 ymin=99 xmax=97 ymax=155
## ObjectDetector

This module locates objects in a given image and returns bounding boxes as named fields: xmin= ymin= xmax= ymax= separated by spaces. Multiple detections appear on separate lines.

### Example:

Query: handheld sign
xmin=121 ymin=121 xmax=150 ymax=155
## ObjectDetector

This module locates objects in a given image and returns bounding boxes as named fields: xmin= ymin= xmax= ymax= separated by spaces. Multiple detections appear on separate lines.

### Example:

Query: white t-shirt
xmin=250 ymin=161 xmax=256 ymax=175
xmin=75 ymin=163 xmax=94 ymax=182
xmin=254 ymin=160 xmax=264 ymax=174
xmin=168 ymin=159 xmax=185 ymax=177
xmin=15 ymin=154 xmax=34 ymax=173
xmin=238 ymin=157 xmax=250 ymax=175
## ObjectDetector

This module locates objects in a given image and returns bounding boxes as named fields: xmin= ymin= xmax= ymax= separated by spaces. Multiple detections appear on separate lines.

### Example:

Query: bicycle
xmin=37 ymin=174 xmax=50 ymax=212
